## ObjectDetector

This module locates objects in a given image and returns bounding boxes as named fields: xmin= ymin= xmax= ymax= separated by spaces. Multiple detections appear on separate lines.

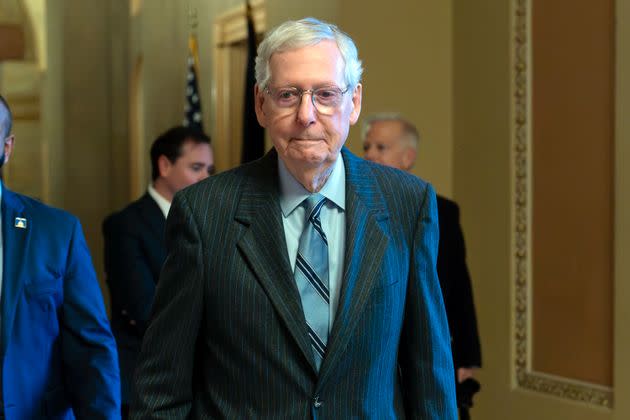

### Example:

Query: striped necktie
xmin=294 ymin=194 xmax=329 ymax=371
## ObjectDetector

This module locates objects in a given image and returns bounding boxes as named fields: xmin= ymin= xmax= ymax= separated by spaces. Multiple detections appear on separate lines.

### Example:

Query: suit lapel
xmin=139 ymin=193 xmax=166 ymax=248
xmin=235 ymin=151 xmax=317 ymax=372
xmin=318 ymin=149 xmax=389 ymax=386
xmin=1 ymin=186 xmax=31 ymax=353
xmin=139 ymin=193 xmax=166 ymax=262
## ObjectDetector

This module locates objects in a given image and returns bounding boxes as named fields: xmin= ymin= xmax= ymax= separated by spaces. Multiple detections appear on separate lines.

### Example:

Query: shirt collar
xmin=278 ymin=154 xmax=346 ymax=217
xmin=147 ymin=183 xmax=171 ymax=218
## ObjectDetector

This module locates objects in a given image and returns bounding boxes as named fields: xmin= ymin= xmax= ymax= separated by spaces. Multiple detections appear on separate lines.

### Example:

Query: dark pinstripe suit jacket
xmin=131 ymin=148 xmax=457 ymax=419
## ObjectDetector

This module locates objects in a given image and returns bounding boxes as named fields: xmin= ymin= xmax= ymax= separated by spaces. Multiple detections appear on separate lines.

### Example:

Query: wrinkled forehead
xmin=268 ymin=40 xmax=345 ymax=85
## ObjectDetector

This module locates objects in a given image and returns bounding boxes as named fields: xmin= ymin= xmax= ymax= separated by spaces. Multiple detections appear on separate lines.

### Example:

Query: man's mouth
xmin=292 ymin=137 xmax=322 ymax=141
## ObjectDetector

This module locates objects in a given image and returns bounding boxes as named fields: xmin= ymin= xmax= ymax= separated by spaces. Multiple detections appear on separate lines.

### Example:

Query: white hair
xmin=361 ymin=113 xmax=420 ymax=150
xmin=255 ymin=17 xmax=363 ymax=90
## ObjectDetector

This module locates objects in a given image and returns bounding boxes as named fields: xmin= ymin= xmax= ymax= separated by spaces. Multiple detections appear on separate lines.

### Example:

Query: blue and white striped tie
xmin=295 ymin=194 xmax=329 ymax=371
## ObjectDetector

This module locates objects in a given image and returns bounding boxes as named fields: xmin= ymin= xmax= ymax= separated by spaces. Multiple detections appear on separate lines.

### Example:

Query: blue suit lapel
xmin=235 ymin=151 xmax=318 ymax=373
xmin=318 ymin=149 xmax=389 ymax=385
xmin=1 ymin=186 xmax=31 ymax=353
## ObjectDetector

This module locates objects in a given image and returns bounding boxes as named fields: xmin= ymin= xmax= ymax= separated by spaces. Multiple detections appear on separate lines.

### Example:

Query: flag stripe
xmin=184 ymin=33 xmax=203 ymax=131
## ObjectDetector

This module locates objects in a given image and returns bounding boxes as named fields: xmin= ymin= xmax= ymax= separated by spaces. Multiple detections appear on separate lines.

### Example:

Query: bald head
xmin=362 ymin=115 xmax=419 ymax=172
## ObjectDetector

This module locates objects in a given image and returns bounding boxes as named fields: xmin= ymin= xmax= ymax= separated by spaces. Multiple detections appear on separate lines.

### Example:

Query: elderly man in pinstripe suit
xmin=131 ymin=17 xmax=456 ymax=419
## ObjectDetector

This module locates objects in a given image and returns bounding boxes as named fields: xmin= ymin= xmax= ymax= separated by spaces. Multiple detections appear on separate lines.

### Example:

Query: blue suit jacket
xmin=132 ymin=148 xmax=456 ymax=419
xmin=1 ymin=184 xmax=120 ymax=419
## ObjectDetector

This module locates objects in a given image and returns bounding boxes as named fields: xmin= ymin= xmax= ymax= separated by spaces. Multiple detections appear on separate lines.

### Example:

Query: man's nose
xmin=364 ymin=146 xmax=376 ymax=161
xmin=296 ymin=92 xmax=316 ymax=127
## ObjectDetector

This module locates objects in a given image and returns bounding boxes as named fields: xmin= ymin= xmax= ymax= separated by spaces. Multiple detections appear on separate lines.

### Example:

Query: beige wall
xmin=59 ymin=0 xmax=115 ymax=305
xmin=43 ymin=0 xmax=64 ymax=207
xmin=339 ymin=0 xmax=453 ymax=196
xmin=452 ymin=0 xmax=513 ymax=414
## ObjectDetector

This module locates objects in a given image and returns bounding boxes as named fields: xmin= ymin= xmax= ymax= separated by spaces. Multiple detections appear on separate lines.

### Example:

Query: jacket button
xmin=313 ymin=395 xmax=322 ymax=408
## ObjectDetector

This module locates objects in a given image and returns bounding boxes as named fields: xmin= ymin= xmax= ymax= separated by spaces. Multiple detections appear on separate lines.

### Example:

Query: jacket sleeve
xmin=398 ymin=184 xmax=458 ymax=419
xmin=130 ymin=192 xmax=204 ymax=418
xmin=446 ymin=204 xmax=482 ymax=369
xmin=103 ymin=213 xmax=156 ymax=334
xmin=62 ymin=218 xmax=121 ymax=418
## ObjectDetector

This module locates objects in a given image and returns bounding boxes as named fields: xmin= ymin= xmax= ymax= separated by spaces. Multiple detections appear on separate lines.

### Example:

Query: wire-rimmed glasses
xmin=264 ymin=85 xmax=350 ymax=115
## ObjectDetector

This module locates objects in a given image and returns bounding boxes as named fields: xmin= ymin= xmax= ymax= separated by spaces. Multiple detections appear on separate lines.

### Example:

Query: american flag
xmin=183 ymin=33 xmax=203 ymax=130
xmin=241 ymin=3 xmax=265 ymax=163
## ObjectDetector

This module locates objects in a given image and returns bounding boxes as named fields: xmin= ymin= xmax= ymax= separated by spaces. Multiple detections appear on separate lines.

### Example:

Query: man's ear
xmin=402 ymin=147 xmax=417 ymax=172
xmin=254 ymin=84 xmax=268 ymax=128
xmin=157 ymin=155 xmax=172 ymax=178
xmin=3 ymin=135 xmax=15 ymax=165
xmin=349 ymin=83 xmax=363 ymax=126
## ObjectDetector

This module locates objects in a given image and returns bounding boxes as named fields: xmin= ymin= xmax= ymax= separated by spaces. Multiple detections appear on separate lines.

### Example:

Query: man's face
xmin=1 ymin=133 xmax=14 ymax=170
xmin=0 ymin=115 xmax=14 ymax=169
xmin=160 ymin=139 xmax=214 ymax=196
xmin=254 ymin=40 xmax=362 ymax=174
xmin=363 ymin=120 xmax=415 ymax=171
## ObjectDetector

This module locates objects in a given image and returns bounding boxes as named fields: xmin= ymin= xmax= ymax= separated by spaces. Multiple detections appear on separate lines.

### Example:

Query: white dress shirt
xmin=148 ymin=183 xmax=171 ymax=219
xmin=278 ymin=156 xmax=346 ymax=330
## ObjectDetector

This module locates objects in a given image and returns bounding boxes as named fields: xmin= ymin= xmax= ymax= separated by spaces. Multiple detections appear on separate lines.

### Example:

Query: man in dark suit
xmin=363 ymin=114 xmax=482 ymax=414
xmin=0 ymin=96 xmax=120 ymax=418
xmin=131 ymin=18 xmax=456 ymax=419
xmin=103 ymin=126 xmax=213 ymax=418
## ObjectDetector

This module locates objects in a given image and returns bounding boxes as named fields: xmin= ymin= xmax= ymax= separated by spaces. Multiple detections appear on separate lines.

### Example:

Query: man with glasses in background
xmin=132 ymin=18 xmax=456 ymax=419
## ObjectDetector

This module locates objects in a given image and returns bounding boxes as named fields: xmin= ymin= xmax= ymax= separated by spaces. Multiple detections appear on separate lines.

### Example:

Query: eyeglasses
xmin=264 ymin=85 xmax=350 ymax=115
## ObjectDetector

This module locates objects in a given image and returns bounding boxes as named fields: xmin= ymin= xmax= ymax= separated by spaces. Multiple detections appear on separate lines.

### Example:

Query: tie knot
xmin=304 ymin=194 xmax=326 ymax=221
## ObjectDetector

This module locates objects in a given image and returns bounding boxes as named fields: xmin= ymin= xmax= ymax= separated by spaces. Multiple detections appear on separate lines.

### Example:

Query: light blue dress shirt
xmin=278 ymin=156 xmax=346 ymax=330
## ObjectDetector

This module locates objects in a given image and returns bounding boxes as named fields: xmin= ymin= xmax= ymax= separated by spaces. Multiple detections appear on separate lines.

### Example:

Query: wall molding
xmin=511 ymin=0 xmax=613 ymax=408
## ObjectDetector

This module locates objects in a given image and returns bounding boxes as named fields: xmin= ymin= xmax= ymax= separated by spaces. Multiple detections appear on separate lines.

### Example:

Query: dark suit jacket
xmin=131 ymin=148 xmax=457 ymax=419
xmin=436 ymin=196 xmax=481 ymax=369
xmin=1 ymin=184 xmax=120 ymax=419
xmin=103 ymin=193 xmax=166 ymax=404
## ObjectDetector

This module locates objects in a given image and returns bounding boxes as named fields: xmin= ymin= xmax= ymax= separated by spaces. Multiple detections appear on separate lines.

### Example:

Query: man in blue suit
xmin=132 ymin=18 xmax=456 ymax=418
xmin=0 ymin=95 xmax=120 ymax=419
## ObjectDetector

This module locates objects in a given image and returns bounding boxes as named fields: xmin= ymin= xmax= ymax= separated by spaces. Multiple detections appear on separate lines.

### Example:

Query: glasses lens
xmin=312 ymin=87 xmax=344 ymax=115
xmin=271 ymin=88 xmax=300 ymax=108
xmin=266 ymin=86 xmax=348 ymax=115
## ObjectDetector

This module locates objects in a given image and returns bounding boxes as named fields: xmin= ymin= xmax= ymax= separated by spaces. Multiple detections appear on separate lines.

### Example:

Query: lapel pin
xmin=15 ymin=217 xmax=27 ymax=229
